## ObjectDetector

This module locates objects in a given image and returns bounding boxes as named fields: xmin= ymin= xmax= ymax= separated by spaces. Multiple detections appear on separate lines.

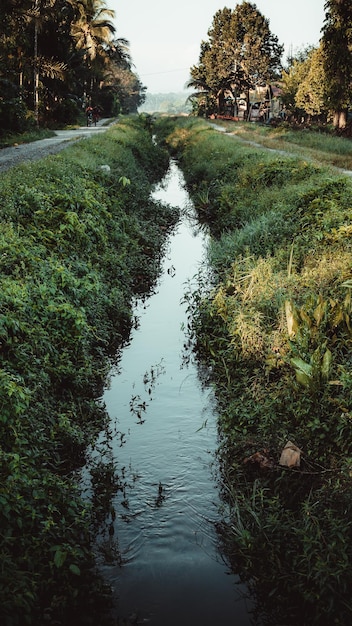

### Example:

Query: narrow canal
xmin=94 ymin=161 xmax=253 ymax=625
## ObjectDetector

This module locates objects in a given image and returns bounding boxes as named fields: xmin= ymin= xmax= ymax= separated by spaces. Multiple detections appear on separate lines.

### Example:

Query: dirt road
xmin=0 ymin=118 xmax=116 ymax=173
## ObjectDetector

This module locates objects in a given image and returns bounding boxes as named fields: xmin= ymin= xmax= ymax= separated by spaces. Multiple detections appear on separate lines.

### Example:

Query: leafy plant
xmin=159 ymin=116 xmax=352 ymax=624
xmin=0 ymin=116 xmax=178 ymax=625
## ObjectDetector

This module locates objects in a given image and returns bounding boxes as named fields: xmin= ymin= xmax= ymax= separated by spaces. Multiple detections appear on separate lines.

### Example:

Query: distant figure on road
xmin=92 ymin=106 xmax=100 ymax=126
xmin=86 ymin=105 xmax=93 ymax=126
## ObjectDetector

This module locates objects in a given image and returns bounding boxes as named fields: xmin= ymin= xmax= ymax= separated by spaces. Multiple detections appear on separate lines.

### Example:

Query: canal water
xmin=95 ymin=161 xmax=253 ymax=625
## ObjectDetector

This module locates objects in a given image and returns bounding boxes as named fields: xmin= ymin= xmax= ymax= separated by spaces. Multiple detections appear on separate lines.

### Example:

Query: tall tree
xmin=0 ymin=0 xmax=32 ymax=87
xmin=187 ymin=42 xmax=216 ymax=116
xmin=32 ymin=0 xmax=54 ymax=125
xmin=281 ymin=46 xmax=328 ymax=122
xmin=70 ymin=0 xmax=116 ymax=62
xmin=189 ymin=2 xmax=283 ymax=117
xmin=322 ymin=0 xmax=352 ymax=128
xmin=69 ymin=0 xmax=116 ymax=104
xmin=0 ymin=0 xmax=145 ymax=130
xmin=295 ymin=46 xmax=327 ymax=120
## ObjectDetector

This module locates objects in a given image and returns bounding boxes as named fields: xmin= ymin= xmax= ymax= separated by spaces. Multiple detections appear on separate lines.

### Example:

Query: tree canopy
xmin=188 ymin=0 xmax=352 ymax=130
xmin=188 ymin=2 xmax=283 ymax=117
xmin=0 ymin=0 xmax=146 ymax=132
xmin=281 ymin=46 xmax=327 ymax=121
xmin=321 ymin=0 xmax=352 ymax=128
xmin=295 ymin=46 xmax=326 ymax=118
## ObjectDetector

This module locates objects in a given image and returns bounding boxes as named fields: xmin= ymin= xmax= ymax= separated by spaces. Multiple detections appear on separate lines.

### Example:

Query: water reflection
xmin=97 ymin=161 xmax=252 ymax=625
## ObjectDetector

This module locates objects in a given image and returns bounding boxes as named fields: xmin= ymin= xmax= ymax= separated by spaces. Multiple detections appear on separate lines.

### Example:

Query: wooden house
xmin=214 ymin=84 xmax=283 ymax=122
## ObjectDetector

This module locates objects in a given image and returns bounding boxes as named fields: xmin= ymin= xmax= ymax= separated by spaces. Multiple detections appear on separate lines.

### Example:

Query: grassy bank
xmin=0 ymin=116 xmax=178 ymax=625
xmin=212 ymin=119 xmax=352 ymax=171
xmin=156 ymin=116 xmax=352 ymax=625
xmin=0 ymin=127 xmax=56 ymax=148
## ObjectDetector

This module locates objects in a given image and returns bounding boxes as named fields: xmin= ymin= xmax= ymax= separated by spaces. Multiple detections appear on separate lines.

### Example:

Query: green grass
xmin=0 ymin=127 xmax=56 ymax=148
xmin=0 ymin=115 xmax=178 ymax=626
xmin=213 ymin=119 xmax=352 ymax=171
xmin=156 ymin=115 xmax=352 ymax=625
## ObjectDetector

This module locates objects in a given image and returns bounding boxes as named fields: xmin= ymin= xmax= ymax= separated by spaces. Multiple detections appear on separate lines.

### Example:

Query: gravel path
xmin=0 ymin=118 xmax=115 ymax=173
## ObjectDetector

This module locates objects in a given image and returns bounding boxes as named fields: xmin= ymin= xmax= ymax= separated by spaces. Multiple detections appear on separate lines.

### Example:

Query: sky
xmin=109 ymin=0 xmax=325 ymax=94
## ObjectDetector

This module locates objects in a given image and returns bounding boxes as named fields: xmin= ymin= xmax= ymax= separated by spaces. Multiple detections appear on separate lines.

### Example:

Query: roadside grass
xmin=0 ymin=115 xmax=177 ymax=625
xmin=0 ymin=127 xmax=56 ymax=148
xmin=214 ymin=119 xmax=352 ymax=171
xmin=156 ymin=116 xmax=352 ymax=625
xmin=0 ymin=116 xmax=116 ymax=146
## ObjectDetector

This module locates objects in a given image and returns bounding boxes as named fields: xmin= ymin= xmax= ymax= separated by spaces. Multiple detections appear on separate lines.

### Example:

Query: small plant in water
xmin=155 ymin=481 xmax=166 ymax=507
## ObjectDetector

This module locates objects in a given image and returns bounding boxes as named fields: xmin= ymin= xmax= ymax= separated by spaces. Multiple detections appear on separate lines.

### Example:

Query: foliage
xmin=0 ymin=0 xmax=145 ymax=130
xmin=156 ymin=116 xmax=352 ymax=624
xmin=282 ymin=38 xmax=349 ymax=126
xmin=294 ymin=46 xmax=327 ymax=119
xmin=0 ymin=116 xmax=177 ymax=625
xmin=188 ymin=2 xmax=283 ymax=117
xmin=187 ymin=0 xmax=351 ymax=129
xmin=0 ymin=79 xmax=31 ymax=136
xmin=321 ymin=0 xmax=352 ymax=128
xmin=51 ymin=97 xmax=81 ymax=125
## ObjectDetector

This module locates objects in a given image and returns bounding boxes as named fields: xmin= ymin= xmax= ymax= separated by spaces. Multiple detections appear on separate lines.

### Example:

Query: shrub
xmin=0 ymin=116 xmax=177 ymax=625
xmin=0 ymin=79 xmax=30 ymax=136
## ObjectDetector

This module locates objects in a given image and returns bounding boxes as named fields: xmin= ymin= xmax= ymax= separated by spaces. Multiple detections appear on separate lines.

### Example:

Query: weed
xmin=0 ymin=116 xmax=178 ymax=625
xmin=159 ymin=116 xmax=352 ymax=624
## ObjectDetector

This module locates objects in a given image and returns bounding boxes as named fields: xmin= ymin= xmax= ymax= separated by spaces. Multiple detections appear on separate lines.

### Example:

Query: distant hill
xmin=139 ymin=92 xmax=192 ymax=114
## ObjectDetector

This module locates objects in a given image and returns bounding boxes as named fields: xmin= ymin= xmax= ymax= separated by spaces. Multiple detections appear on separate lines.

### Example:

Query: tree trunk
xmin=217 ymin=89 xmax=225 ymax=115
xmin=333 ymin=109 xmax=347 ymax=129
xmin=34 ymin=1 xmax=39 ymax=128
xmin=245 ymin=89 xmax=250 ymax=121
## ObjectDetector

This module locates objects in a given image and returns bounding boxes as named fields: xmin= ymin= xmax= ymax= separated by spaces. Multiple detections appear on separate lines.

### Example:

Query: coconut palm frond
xmin=39 ymin=57 xmax=67 ymax=80
xmin=186 ymin=77 xmax=210 ymax=91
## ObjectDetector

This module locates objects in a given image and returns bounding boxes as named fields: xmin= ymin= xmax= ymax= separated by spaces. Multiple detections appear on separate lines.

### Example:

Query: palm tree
xmin=69 ymin=0 xmax=116 ymax=104
xmin=186 ymin=76 xmax=215 ymax=117
xmin=70 ymin=0 xmax=116 ymax=62
xmin=34 ymin=0 xmax=62 ymax=125
xmin=107 ymin=37 xmax=132 ymax=68
xmin=28 ymin=0 xmax=66 ymax=125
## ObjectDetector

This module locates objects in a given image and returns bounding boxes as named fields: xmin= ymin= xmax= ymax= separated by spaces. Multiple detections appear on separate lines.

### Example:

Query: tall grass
xmin=0 ymin=116 xmax=177 ymax=626
xmin=0 ymin=127 xmax=56 ymax=148
xmin=214 ymin=119 xmax=352 ymax=170
xmin=156 ymin=115 xmax=352 ymax=625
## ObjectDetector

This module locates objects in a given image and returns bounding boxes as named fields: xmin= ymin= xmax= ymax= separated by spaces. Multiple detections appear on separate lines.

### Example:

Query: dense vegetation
xmin=0 ymin=0 xmax=144 ymax=133
xmin=0 ymin=116 xmax=178 ymax=626
xmin=189 ymin=1 xmax=352 ymax=130
xmin=188 ymin=2 xmax=282 ymax=118
xmin=155 ymin=116 xmax=352 ymax=625
xmin=2 ymin=1 xmax=351 ymax=136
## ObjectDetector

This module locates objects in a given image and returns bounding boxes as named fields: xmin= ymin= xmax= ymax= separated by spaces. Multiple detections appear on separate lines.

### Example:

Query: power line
xmin=139 ymin=68 xmax=190 ymax=77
